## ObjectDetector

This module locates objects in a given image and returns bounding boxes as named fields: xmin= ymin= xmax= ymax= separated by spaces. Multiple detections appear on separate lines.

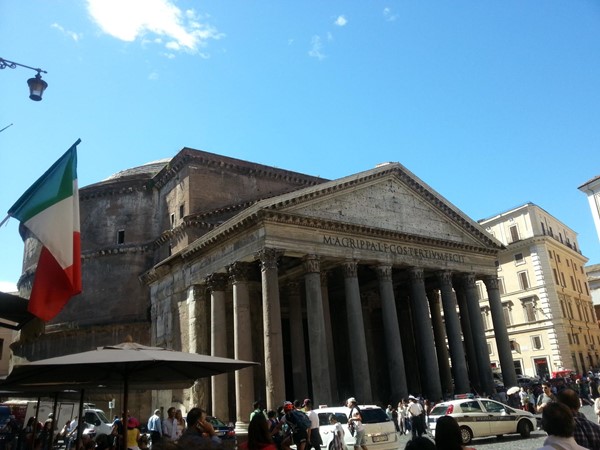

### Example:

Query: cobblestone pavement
xmin=394 ymin=404 xmax=599 ymax=450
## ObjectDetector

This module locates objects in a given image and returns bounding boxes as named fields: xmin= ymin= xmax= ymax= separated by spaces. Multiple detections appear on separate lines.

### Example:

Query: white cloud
xmin=383 ymin=8 xmax=399 ymax=22
xmin=334 ymin=15 xmax=347 ymax=27
xmin=86 ymin=0 xmax=224 ymax=54
xmin=0 ymin=281 xmax=18 ymax=293
xmin=51 ymin=23 xmax=83 ymax=41
xmin=308 ymin=35 xmax=326 ymax=61
xmin=148 ymin=72 xmax=159 ymax=80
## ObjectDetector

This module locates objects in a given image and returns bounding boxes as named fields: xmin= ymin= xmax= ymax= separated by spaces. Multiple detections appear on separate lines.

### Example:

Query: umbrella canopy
xmin=2 ymin=340 xmax=259 ymax=446
xmin=4 ymin=340 xmax=258 ymax=389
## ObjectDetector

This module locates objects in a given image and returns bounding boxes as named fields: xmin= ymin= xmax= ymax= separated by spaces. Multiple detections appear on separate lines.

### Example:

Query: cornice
xmin=152 ymin=148 xmax=327 ymax=190
xmin=79 ymin=178 xmax=153 ymax=201
xmin=81 ymin=243 xmax=154 ymax=259
xmin=181 ymin=210 xmax=498 ymax=261
xmin=505 ymin=235 xmax=587 ymax=261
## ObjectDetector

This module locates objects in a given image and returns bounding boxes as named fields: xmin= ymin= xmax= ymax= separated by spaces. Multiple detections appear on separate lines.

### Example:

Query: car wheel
xmin=518 ymin=419 xmax=533 ymax=438
xmin=459 ymin=426 xmax=473 ymax=445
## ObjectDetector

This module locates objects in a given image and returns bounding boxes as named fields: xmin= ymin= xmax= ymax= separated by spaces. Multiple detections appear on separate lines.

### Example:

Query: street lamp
xmin=0 ymin=57 xmax=48 ymax=101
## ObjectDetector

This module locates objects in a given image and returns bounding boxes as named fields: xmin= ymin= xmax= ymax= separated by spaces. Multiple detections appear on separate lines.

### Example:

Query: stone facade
xmin=13 ymin=148 xmax=516 ymax=424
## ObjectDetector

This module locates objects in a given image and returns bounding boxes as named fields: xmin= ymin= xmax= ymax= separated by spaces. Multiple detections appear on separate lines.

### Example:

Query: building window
xmin=179 ymin=204 xmax=185 ymax=219
xmin=577 ymin=280 xmax=583 ymax=293
xmin=498 ymin=277 xmax=505 ymax=295
xmin=476 ymin=282 xmax=485 ymax=300
xmin=522 ymin=298 xmax=537 ymax=322
xmin=117 ymin=229 xmax=125 ymax=245
xmin=487 ymin=342 xmax=493 ymax=355
xmin=568 ymin=334 xmax=572 ymax=344
xmin=548 ymin=226 xmax=554 ymax=237
xmin=549 ymin=250 xmax=553 ymax=259
xmin=585 ymin=283 xmax=589 ymax=295
xmin=570 ymin=276 xmax=576 ymax=290
xmin=541 ymin=222 xmax=546 ymax=235
xmin=503 ymin=303 xmax=513 ymax=326
xmin=515 ymin=253 xmax=525 ymax=265
xmin=518 ymin=271 xmax=530 ymax=290
xmin=170 ymin=213 xmax=175 ymax=228
xmin=531 ymin=335 xmax=543 ymax=350
xmin=510 ymin=225 xmax=520 ymax=243
xmin=560 ymin=272 xmax=566 ymax=287
xmin=567 ymin=259 xmax=570 ymax=267
xmin=514 ymin=359 xmax=523 ymax=376
xmin=557 ymin=254 xmax=561 ymax=263
xmin=481 ymin=310 xmax=489 ymax=330
xmin=510 ymin=340 xmax=520 ymax=353
xmin=553 ymin=269 xmax=560 ymax=285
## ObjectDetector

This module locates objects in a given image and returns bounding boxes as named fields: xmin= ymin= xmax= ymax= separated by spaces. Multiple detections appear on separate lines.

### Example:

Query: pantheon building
xmin=13 ymin=148 xmax=517 ymax=426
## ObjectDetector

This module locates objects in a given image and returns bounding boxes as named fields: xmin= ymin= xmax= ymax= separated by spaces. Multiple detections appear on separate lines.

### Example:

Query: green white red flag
xmin=4 ymin=140 xmax=82 ymax=321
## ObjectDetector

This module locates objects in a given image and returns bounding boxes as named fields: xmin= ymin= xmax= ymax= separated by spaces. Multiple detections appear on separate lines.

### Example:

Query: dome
xmin=102 ymin=158 xmax=171 ymax=182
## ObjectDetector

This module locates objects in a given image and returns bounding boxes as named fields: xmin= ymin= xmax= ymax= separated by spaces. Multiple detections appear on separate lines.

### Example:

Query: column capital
xmin=205 ymin=273 xmax=229 ymax=292
xmin=482 ymin=275 xmax=499 ymax=290
xmin=408 ymin=266 xmax=424 ymax=282
xmin=303 ymin=254 xmax=321 ymax=274
xmin=228 ymin=261 xmax=254 ymax=283
xmin=436 ymin=270 xmax=454 ymax=287
xmin=374 ymin=265 xmax=393 ymax=282
xmin=256 ymin=248 xmax=283 ymax=271
xmin=461 ymin=272 xmax=477 ymax=288
xmin=342 ymin=260 xmax=358 ymax=278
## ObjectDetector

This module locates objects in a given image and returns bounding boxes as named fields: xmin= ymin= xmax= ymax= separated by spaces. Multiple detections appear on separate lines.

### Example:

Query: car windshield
xmin=96 ymin=411 xmax=110 ymax=424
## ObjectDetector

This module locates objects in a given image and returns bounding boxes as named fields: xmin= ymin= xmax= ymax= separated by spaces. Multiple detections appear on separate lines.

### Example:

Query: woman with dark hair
xmin=240 ymin=413 xmax=276 ymax=450
xmin=433 ymin=416 xmax=475 ymax=450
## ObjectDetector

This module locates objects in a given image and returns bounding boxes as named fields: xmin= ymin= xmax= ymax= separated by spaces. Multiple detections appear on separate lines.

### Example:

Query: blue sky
xmin=1 ymin=1 xmax=600 ymax=292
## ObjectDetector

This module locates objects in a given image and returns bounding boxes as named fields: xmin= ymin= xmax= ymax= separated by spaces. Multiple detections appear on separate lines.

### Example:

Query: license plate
xmin=372 ymin=435 xmax=388 ymax=443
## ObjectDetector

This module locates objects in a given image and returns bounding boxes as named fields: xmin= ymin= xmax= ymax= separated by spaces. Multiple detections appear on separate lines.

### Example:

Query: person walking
xmin=162 ymin=407 xmax=177 ymax=441
xmin=537 ymin=402 xmax=587 ymax=450
xmin=557 ymin=388 xmax=600 ymax=450
xmin=303 ymin=399 xmax=322 ymax=450
xmin=147 ymin=409 xmax=162 ymax=445
xmin=347 ymin=397 xmax=367 ymax=450
xmin=407 ymin=396 xmax=424 ymax=439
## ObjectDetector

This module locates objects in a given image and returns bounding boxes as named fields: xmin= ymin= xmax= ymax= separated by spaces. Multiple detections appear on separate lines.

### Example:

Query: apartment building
xmin=478 ymin=203 xmax=600 ymax=379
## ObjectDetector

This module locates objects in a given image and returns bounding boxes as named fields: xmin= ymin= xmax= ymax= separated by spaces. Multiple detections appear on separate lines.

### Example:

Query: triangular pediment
xmin=267 ymin=164 xmax=500 ymax=249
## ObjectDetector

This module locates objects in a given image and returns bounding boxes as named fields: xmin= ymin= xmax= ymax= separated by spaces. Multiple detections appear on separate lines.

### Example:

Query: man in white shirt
xmin=304 ymin=399 xmax=322 ymax=450
xmin=407 ymin=396 xmax=424 ymax=439
xmin=162 ymin=407 xmax=177 ymax=440
xmin=347 ymin=397 xmax=367 ymax=450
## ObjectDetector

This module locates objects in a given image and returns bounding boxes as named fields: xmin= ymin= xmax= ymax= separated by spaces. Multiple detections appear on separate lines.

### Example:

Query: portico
xmin=143 ymin=161 xmax=517 ymax=427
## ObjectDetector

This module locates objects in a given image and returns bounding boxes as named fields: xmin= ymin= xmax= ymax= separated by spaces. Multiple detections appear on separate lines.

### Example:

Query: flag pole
xmin=0 ymin=215 xmax=9 ymax=227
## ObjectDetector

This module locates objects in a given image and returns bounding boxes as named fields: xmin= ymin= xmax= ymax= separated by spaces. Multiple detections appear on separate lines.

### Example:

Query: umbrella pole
xmin=34 ymin=397 xmax=40 ymax=448
xmin=76 ymin=389 xmax=85 ymax=445
xmin=122 ymin=375 xmax=128 ymax=450
xmin=51 ymin=392 xmax=58 ymax=449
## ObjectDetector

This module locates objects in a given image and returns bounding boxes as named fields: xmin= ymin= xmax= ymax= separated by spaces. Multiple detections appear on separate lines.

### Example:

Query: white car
xmin=313 ymin=405 xmax=399 ymax=450
xmin=428 ymin=396 xmax=536 ymax=445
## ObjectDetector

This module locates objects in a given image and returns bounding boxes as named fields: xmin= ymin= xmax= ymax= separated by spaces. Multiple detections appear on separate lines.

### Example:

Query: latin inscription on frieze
xmin=323 ymin=235 xmax=466 ymax=264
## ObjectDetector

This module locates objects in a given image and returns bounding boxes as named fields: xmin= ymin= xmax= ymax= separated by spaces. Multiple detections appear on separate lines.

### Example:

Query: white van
xmin=313 ymin=405 xmax=399 ymax=450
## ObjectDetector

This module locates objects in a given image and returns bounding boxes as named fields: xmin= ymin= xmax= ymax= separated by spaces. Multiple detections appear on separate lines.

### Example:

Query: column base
xmin=234 ymin=421 xmax=249 ymax=444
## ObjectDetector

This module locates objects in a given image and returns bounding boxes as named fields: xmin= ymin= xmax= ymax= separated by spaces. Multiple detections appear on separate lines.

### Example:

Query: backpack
xmin=290 ymin=410 xmax=311 ymax=432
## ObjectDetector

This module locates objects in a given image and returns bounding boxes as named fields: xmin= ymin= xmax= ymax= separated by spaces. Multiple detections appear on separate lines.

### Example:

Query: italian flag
xmin=5 ymin=140 xmax=82 ymax=321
